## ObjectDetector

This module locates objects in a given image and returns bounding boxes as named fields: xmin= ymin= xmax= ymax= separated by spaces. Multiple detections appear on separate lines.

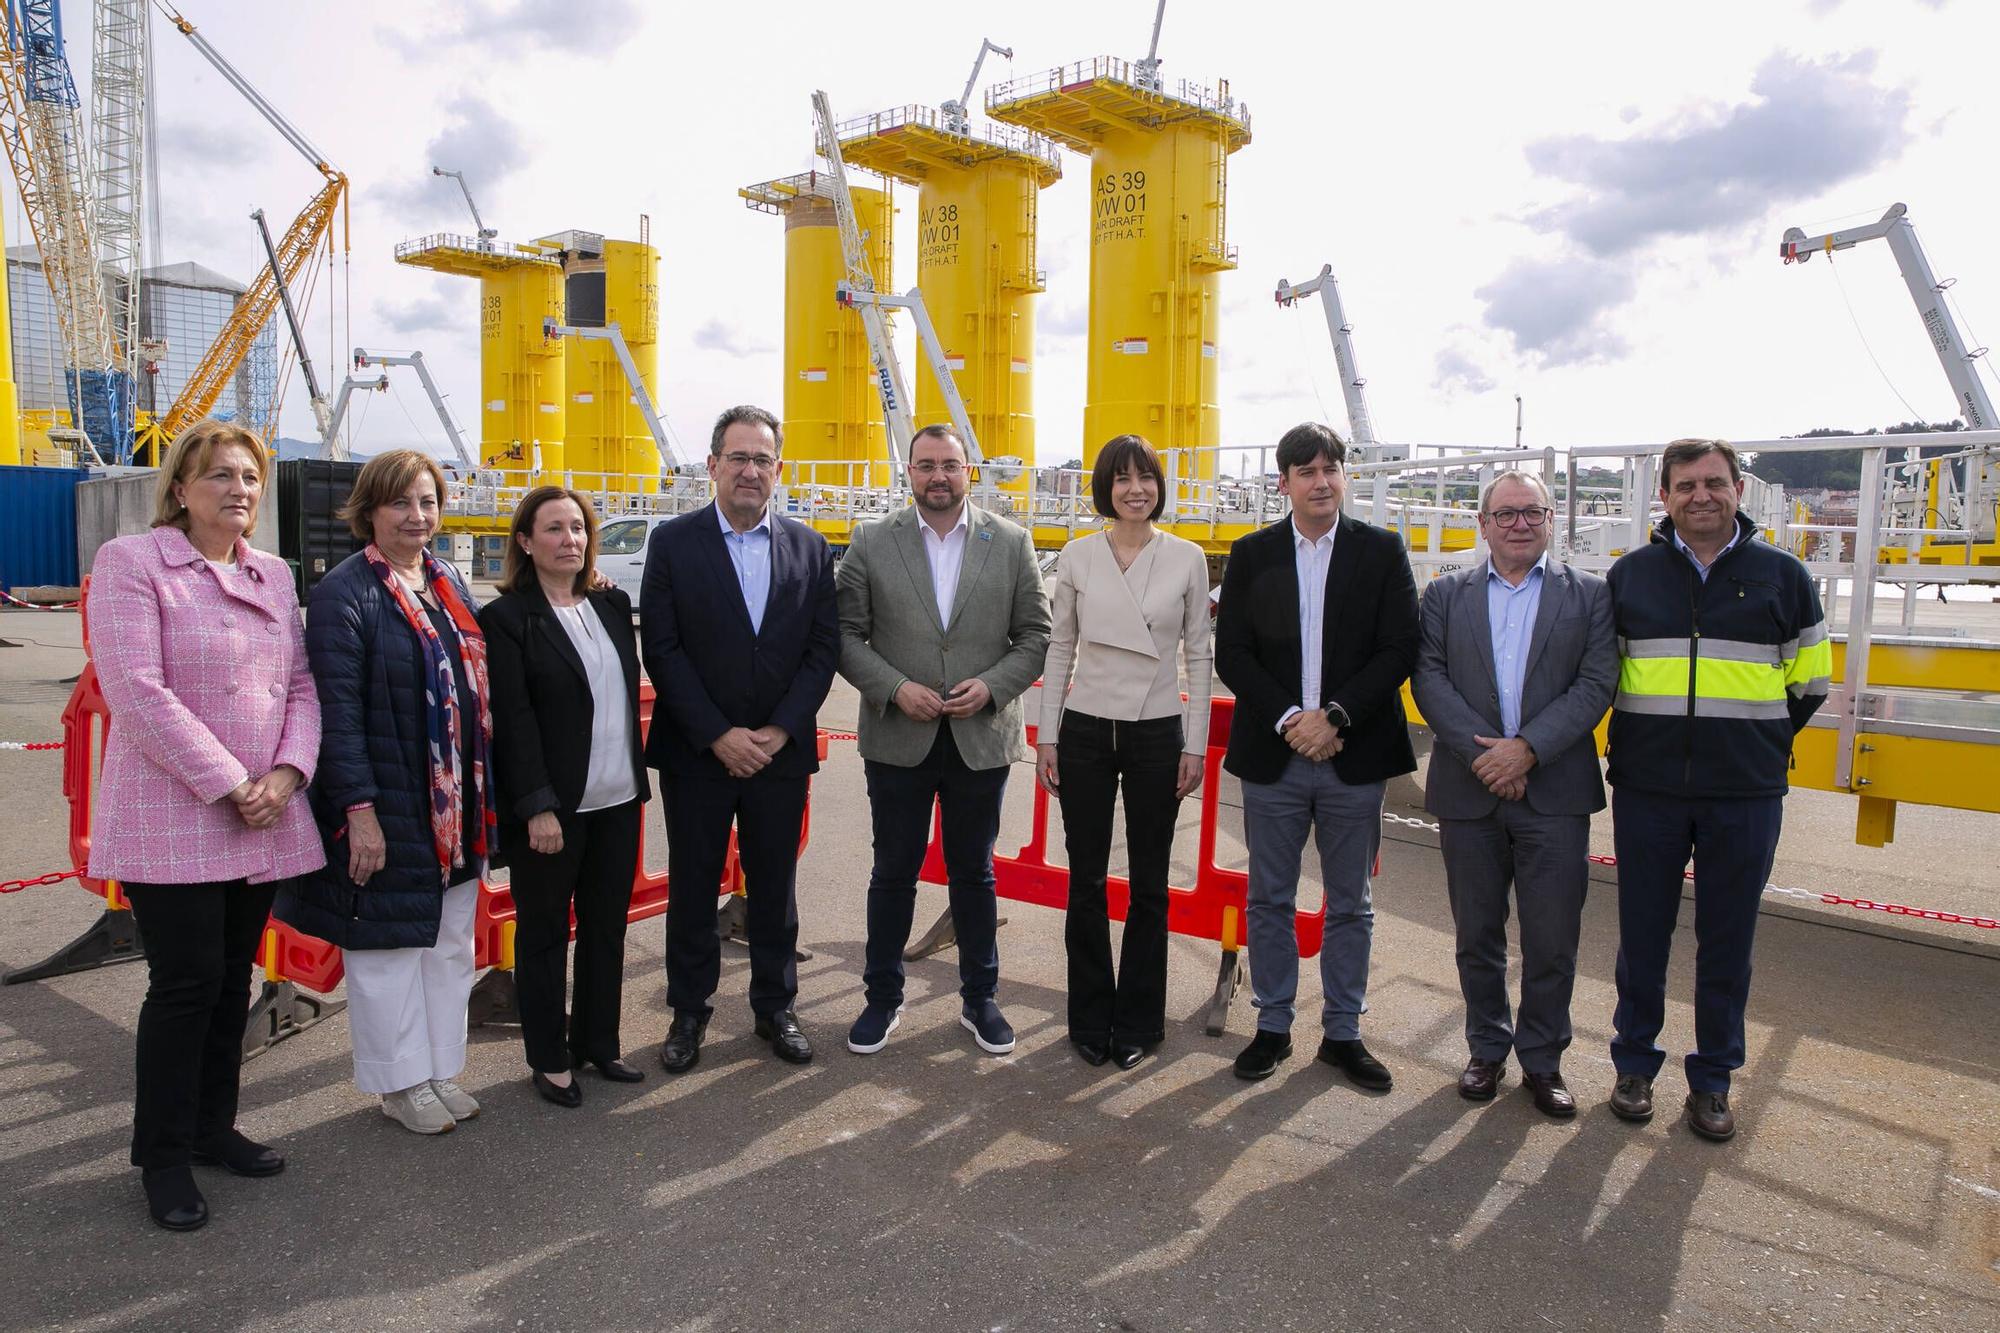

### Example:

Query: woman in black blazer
xmin=479 ymin=487 xmax=650 ymax=1107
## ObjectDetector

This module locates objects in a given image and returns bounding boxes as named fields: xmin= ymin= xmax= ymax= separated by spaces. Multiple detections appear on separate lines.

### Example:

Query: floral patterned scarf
xmin=363 ymin=543 xmax=493 ymax=874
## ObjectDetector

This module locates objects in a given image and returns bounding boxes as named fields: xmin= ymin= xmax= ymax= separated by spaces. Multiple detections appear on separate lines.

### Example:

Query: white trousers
xmin=343 ymin=877 xmax=479 ymax=1095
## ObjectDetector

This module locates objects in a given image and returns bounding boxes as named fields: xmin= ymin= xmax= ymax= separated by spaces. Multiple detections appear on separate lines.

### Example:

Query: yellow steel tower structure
xmin=741 ymin=172 xmax=894 ymax=487
xmin=559 ymin=231 xmax=663 ymax=489
xmin=395 ymin=232 xmax=567 ymax=478
xmin=989 ymin=58 xmax=1249 ymax=477
xmin=834 ymin=106 xmax=1060 ymax=466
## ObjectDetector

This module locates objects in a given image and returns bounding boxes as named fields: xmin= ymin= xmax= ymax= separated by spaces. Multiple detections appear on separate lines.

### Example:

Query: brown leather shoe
xmin=1457 ymin=1057 xmax=1505 ymax=1102
xmin=1522 ymin=1070 xmax=1577 ymax=1119
xmin=1609 ymin=1073 xmax=1654 ymax=1123
xmin=1684 ymin=1090 xmax=1736 ymax=1142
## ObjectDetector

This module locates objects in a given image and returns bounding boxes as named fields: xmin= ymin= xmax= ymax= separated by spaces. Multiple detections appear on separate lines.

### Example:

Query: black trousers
xmin=663 ymin=773 xmax=809 ymax=1020
xmin=123 ymin=879 xmax=277 ymax=1171
xmin=861 ymin=726 xmax=1008 ymax=1007
xmin=506 ymin=799 xmax=642 ymax=1073
xmin=1055 ymin=710 xmax=1185 ymax=1044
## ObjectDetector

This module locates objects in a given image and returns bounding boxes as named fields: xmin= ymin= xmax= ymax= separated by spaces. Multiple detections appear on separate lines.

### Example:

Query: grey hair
xmin=1479 ymin=469 xmax=1552 ymax=514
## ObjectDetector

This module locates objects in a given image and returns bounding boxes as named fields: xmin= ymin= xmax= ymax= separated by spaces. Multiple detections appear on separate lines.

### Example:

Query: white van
xmin=594 ymin=514 xmax=676 ymax=605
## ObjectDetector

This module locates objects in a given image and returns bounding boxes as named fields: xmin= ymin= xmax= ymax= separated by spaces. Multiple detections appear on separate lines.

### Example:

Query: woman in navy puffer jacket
xmin=276 ymin=450 xmax=494 ymax=1137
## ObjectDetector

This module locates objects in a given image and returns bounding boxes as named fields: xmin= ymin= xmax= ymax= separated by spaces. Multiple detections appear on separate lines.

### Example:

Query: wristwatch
xmin=1324 ymin=701 xmax=1352 ymax=729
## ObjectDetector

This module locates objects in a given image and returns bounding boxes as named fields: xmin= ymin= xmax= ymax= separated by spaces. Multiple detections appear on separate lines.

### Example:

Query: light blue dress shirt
xmin=1486 ymin=554 xmax=1547 ymax=738
xmin=716 ymin=503 xmax=773 ymax=633
xmin=1672 ymin=525 xmax=1739 ymax=582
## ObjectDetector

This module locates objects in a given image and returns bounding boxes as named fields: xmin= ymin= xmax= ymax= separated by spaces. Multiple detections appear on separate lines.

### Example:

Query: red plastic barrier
xmin=919 ymin=694 xmax=1327 ymax=957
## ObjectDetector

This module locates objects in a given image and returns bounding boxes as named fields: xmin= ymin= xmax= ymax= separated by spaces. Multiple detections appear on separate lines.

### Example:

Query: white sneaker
xmin=429 ymin=1078 xmax=480 ymax=1121
xmin=381 ymin=1082 xmax=456 ymax=1135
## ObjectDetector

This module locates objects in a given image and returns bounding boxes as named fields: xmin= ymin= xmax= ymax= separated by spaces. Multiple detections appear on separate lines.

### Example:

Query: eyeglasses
xmin=720 ymin=452 xmax=778 ymax=472
xmin=1484 ymin=506 xmax=1551 ymax=528
xmin=910 ymin=461 xmax=966 ymax=477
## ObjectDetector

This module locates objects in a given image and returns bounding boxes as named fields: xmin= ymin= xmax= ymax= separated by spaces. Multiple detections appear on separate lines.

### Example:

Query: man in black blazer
xmin=641 ymin=405 xmax=839 ymax=1071
xmin=1215 ymin=422 xmax=1420 ymax=1087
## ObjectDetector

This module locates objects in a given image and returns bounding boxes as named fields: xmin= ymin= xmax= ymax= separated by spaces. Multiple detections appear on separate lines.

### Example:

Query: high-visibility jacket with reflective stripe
xmin=1606 ymin=514 xmax=1831 ymax=798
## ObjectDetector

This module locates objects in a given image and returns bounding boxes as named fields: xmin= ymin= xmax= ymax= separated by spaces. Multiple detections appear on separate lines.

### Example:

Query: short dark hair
xmin=1276 ymin=422 xmax=1346 ymax=474
xmin=911 ymin=422 xmax=965 ymax=456
xmin=710 ymin=404 xmax=782 ymax=457
xmin=1660 ymin=437 xmax=1739 ymax=488
xmin=1090 ymin=434 xmax=1166 ymax=521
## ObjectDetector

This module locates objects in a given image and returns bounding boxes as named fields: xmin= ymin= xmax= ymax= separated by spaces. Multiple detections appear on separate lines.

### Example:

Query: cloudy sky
xmin=17 ymin=0 xmax=1997 ymax=465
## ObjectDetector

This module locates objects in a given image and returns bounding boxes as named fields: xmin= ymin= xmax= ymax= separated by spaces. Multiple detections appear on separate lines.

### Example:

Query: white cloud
xmin=1475 ymin=256 xmax=1635 ymax=367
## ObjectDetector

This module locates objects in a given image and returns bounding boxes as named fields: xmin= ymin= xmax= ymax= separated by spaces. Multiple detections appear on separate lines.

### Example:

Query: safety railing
xmin=828 ymin=102 xmax=1064 ymax=172
xmin=392 ymin=232 xmax=560 ymax=265
xmin=986 ymin=56 xmax=1251 ymax=134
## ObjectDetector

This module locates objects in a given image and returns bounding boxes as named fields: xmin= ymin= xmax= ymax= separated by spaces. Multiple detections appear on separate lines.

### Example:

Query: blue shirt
xmin=1486 ymin=554 xmax=1547 ymax=738
xmin=715 ymin=503 xmax=773 ymax=633
xmin=1672 ymin=525 xmax=1739 ymax=582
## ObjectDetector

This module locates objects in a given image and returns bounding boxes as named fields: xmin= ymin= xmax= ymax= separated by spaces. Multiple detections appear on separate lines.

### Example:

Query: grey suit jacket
xmin=836 ymin=503 xmax=1051 ymax=771
xmin=1410 ymin=556 xmax=1617 ymax=819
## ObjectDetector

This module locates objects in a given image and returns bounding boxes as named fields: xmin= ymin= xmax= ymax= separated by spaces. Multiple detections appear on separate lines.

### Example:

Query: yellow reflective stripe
xmin=1618 ymin=657 xmax=1686 ymax=697
xmin=1784 ymin=637 xmax=1834 ymax=696
xmin=1695 ymin=657 xmax=1787 ymax=702
xmin=1617 ymin=655 xmax=1788 ymax=701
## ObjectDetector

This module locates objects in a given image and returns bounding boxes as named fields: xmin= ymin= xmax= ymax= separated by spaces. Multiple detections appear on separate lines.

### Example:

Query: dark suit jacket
xmin=478 ymin=583 xmax=650 ymax=838
xmin=640 ymin=504 xmax=838 ymax=781
xmin=1215 ymin=515 xmax=1420 ymax=787
xmin=1410 ymin=557 xmax=1616 ymax=820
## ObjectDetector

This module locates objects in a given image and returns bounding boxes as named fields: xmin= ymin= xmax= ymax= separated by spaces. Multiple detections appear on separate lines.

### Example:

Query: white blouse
xmin=551 ymin=600 xmax=640 ymax=812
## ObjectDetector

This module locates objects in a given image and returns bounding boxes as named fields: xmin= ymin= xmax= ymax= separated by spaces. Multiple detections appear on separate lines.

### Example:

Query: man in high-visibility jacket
xmin=1605 ymin=438 xmax=1831 ymax=1142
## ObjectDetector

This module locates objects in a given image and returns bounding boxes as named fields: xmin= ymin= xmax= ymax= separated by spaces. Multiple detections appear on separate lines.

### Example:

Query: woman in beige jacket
xmin=1037 ymin=435 xmax=1213 ymax=1069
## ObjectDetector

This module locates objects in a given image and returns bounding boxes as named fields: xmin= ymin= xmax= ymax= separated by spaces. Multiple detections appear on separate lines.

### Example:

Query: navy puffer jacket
xmin=273 ymin=551 xmax=485 ymax=951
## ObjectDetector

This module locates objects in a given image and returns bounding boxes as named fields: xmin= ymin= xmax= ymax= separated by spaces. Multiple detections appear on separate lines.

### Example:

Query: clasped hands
xmin=712 ymin=724 xmax=792 ymax=779
xmin=893 ymin=677 xmax=992 ymax=723
xmin=226 ymin=764 xmax=302 ymax=830
xmin=1471 ymin=734 xmax=1535 ymax=801
xmin=1281 ymin=709 xmax=1344 ymax=762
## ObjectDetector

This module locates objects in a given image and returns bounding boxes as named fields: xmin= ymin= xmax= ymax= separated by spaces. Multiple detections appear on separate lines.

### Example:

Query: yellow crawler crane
xmin=154 ymin=2 xmax=347 ymax=439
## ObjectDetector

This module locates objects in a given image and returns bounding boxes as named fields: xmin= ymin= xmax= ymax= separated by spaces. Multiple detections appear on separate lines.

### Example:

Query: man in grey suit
xmin=1410 ymin=470 xmax=1617 ymax=1118
xmin=836 ymin=425 xmax=1051 ymax=1057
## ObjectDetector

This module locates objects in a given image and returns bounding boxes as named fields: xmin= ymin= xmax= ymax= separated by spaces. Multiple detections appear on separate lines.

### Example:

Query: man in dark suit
xmin=641 ymin=404 xmax=838 ymax=1071
xmin=1215 ymin=422 xmax=1419 ymax=1087
xmin=1410 ymin=470 xmax=1617 ymax=1117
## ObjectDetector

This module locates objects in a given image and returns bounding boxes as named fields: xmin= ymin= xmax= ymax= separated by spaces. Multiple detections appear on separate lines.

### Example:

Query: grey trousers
xmin=1241 ymin=755 xmax=1385 ymax=1040
xmin=1439 ymin=802 xmax=1589 ymax=1073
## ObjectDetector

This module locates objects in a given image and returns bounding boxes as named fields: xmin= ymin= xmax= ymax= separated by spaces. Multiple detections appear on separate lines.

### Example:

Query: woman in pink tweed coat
xmin=86 ymin=419 xmax=324 ymax=1233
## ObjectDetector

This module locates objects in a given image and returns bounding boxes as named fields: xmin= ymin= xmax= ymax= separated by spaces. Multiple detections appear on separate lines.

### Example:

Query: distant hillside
xmin=1744 ymin=421 xmax=1964 ymax=490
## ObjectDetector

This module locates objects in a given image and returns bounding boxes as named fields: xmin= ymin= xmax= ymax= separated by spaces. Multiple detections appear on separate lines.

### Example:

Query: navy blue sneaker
xmin=846 ymin=1001 xmax=904 ymax=1055
xmin=960 ymin=998 xmax=1016 ymax=1055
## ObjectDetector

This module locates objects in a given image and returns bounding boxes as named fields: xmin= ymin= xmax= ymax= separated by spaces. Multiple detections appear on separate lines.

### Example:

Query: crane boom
xmin=152 ymin=1 xmax=331 ymax=178
xmin=1781 ymin=203 xmax=1996 ymax=431
xmin=941 ymin=39 xmax=1011 ymax=135
xmin=1276 ymin=264 xmax=1378 ymax=448
xmin=91 ymin=0 xmax=149 ymax=449
xmin=0 ymin=0 xmax=127 ymax=462
xmin=811 ymin=88 xmax=920 ymax=467
xmin=253 ymin=207 xmax=327 ymax=437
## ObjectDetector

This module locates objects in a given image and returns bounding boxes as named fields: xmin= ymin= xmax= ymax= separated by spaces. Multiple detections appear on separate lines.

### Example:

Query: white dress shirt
xmin=550 ymin=600 xmax=639 ymax=812
xmin=922 ymin=502 xmax=971 ymax=625
xmin=1277 ymin=518 xmax=1337 ymax=732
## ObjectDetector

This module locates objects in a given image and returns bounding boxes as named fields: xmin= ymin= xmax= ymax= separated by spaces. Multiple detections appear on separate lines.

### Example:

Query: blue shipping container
xmin=0 ymin=465 xmax=83 ymax=590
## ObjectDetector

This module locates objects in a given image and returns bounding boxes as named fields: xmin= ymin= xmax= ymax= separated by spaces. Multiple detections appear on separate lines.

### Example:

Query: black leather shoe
xmin=659 ymin=1013 xmax=708 ymax=1073
xmin=141 ymin=1166 xmax=208 ymax=1232
xmin=1072 ymin=1038 xmax=1111 ymax=1067
xmin=190 ymin=1128 xmax=285 ymax=1177
xmin=575 ymin=1057 xmax=645 ymax=1083
xmin=532 ymin=1070 xmax=583 ymax=1108
xmin=1684 ymin=1090 xmax=1736 ymax=1142
xmin=1233 ymin=1030 xmax=1293 ymax=1080
xmin=1317 ymin=1038 xmax=1393 ymax=1091
xmin=1610 ymin=1073 xmax=1655 ymax=1123
xmin=1111 ymin=1041 xmax=1147 ymax=1071
xmin=1523 ymin=1070 xmax=1578 ymax=1119
xmin=1458 ymin=1057 xmax=1505 ymax=1102
xmin=755 ymin=1010 xmax=813 ymax=1064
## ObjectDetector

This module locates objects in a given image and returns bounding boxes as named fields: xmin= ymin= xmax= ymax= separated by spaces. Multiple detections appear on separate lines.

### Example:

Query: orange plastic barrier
xmin=919 ymin=694 xmax=1328 ymax=958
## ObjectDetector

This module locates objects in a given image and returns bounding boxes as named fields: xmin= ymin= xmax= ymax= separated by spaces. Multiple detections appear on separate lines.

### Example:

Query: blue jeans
xmin=1240 ymin=755 xmax=1385 ymax=1041
xmin=861 ymin=727 xmax=1007 ymax=1006
xmin=1610 ymin=788 xmax=1783 ymax=1094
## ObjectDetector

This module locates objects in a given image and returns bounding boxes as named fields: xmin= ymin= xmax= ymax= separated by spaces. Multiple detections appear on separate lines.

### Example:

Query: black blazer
xmin=478 ymin=582 xmax=650 ymax=840
xmin=639 ymin=504 xmax=838 ymax=781
xmin=1215 ymin=515 xmax=1421 ymax=787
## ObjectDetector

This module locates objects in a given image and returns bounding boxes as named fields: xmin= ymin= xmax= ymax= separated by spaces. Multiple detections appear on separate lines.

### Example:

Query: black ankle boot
xmin=141 ymin=1166 xmax=209 ymax=1232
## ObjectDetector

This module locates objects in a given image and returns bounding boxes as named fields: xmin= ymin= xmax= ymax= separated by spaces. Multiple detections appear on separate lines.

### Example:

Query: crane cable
xmin=1826 ymin=255 xmax=1925 ymax=423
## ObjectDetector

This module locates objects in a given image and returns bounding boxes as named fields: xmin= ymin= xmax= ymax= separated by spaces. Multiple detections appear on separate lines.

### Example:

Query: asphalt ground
xmin=2 ymin=606 xmax=1997 ymax=1332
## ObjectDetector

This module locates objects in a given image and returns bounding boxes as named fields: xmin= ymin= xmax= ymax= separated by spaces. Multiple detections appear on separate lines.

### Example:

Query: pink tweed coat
xmin=85 ymin=526 xmax=326 ymax=886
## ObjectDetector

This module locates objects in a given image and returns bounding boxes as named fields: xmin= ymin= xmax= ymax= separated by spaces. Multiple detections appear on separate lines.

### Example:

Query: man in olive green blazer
xmin=836 ymin=425 xmax=1051 ymax=1057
